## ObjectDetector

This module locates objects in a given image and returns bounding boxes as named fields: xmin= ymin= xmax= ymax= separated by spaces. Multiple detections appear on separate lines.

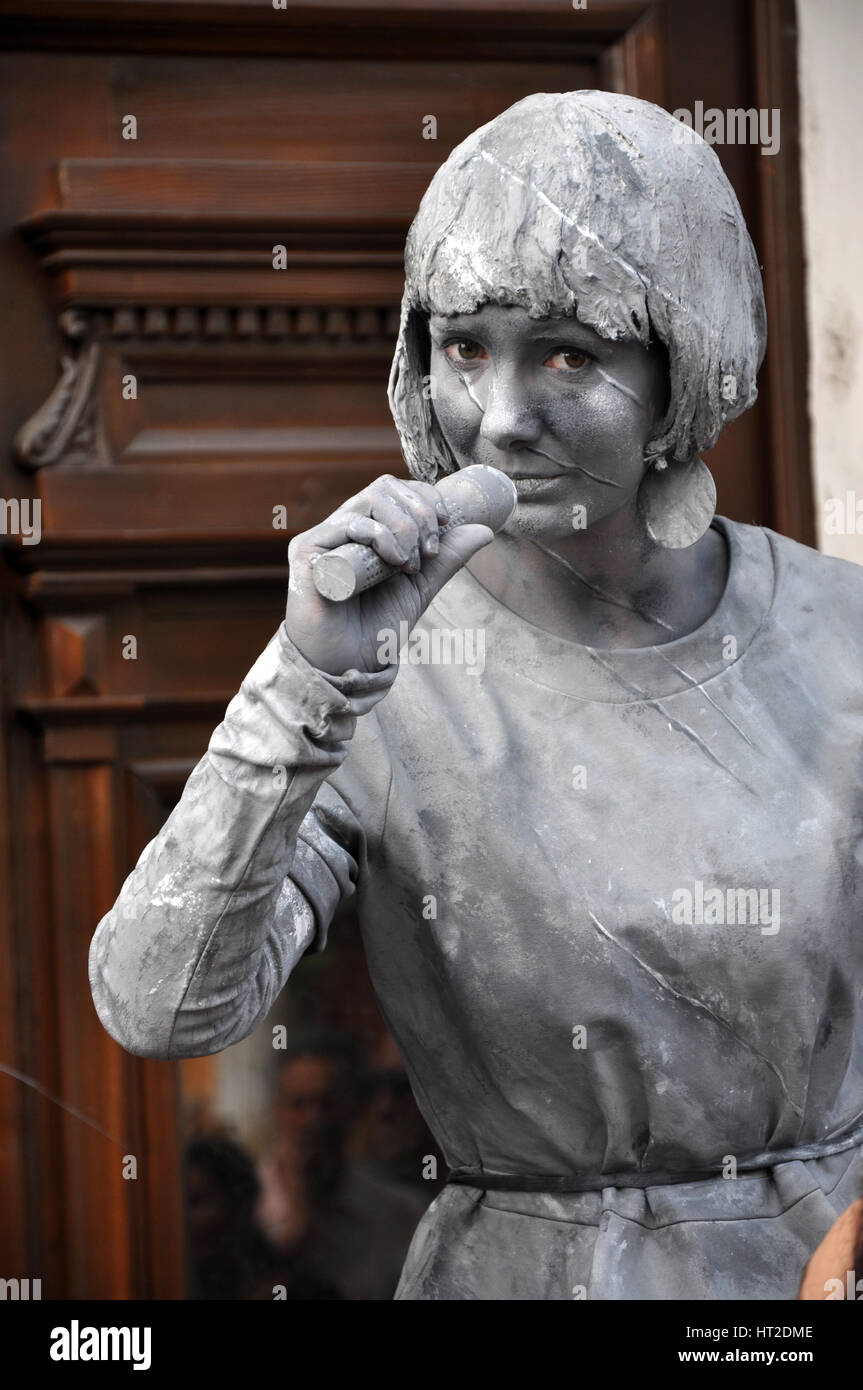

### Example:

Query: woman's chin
xmin=502 ymin=500 xmax=607 ymax=543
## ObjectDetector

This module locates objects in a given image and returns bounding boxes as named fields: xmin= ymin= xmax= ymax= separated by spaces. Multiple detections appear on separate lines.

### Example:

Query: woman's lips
xmin=510 ymin=474 xmax=565 ymax=493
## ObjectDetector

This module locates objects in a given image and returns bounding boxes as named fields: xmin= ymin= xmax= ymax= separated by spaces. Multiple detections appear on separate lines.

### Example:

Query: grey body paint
xmin=655 ymin=648 xmax=756 ymax=748
xmin=527 ymin=445 xmax=625 ymax=489
xmin=593 ymin=364 xmax=648 ymax=410
xmin=460 ymin=373 xmax=485 ymax=415
xmin=584 ymin=645 xmax=756 ymax=792
xmin=587 ymin=913 xmax=802 ymax=1118
xmin=531 ymin=538 xmax=675 ymax=634
xmin=88 ymin=92 xmax=863 ymax=1305
xmin=389 ymin=90 xmax=767 ymax=485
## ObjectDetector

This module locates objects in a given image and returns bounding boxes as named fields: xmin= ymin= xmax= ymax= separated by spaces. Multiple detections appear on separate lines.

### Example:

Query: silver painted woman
xmin=89 ymin=91 xmax=863 ymax=1300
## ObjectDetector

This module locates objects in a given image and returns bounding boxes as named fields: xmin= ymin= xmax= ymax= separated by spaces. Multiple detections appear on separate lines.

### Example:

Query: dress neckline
xmin=428 ymin=516 xmax=776 ymax=704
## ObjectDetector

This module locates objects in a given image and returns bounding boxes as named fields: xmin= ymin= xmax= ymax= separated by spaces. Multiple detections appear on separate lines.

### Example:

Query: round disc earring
xmin=637 ymin=456 xmax=716 ymax=549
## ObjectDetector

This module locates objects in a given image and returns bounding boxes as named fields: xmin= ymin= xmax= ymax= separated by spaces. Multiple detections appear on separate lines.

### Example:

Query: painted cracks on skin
xmin=593 ymin=365 xmax=648 ymax=410
xmin=460 ymin=373 xmax=485 ymax=416
xmin=456 ymin=374 xmax=627 ymax=490
xmin=454 ymin=336 xmax=650 ymax=421
xmin=587 ymin=911 xmax=803 ymax=1120
xmin=528 ymin=444 xmax=625 ymax=490
xmin=437 ymin=268 xmax=755 ymax=774
xmin=0 ymin=1059 xmax=131 ymax=1148
xmin=529 ymin=539 xmax=675 ymax=635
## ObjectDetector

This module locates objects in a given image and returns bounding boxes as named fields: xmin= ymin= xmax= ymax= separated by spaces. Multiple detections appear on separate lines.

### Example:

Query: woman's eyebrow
xmin=428 ymin=318 xmax=604 ymax=343
xmin=428 ymin=316 xmax=477 ymax=334
xmin=527 ymin=323 xmax=606 ymax=349
xmin=426 ymin=315 xmax=611 ymax=358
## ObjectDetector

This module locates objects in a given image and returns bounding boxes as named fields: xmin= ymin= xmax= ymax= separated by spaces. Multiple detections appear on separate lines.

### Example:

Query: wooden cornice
xmin=17 ymin=158 xmax=433 ymax=309
xmin=0 ymin=1 xmax=654 ymax=59
xmin=49 ymin=158 xmax=439 ymax=225
xmin=13 ymin=156 xmax=412 ymax=478
xmin=20 ymin=216 xmax=407 ymax=263
xmin=20 ymin=545 xmax=291 ymax=603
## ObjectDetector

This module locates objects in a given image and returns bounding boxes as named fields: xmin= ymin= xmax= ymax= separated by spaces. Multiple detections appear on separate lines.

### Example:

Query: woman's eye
xmin=444 ymin=340 xmax=487 ymax=363
xmin=545 ymin=349 xmax=590 ymax=371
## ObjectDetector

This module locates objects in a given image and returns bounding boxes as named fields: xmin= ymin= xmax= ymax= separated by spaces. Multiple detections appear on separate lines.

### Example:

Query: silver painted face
xmin=428 ymin=303 xmax=668 ymax=542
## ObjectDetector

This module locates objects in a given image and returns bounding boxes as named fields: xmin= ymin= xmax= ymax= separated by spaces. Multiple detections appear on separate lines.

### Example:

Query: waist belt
xmin=446 ymin=1114 xmax=863 ymax=1193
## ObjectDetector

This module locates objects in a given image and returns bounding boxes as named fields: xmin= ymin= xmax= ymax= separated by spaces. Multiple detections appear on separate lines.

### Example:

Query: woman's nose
xmin=478 ymin=366 xmax=543 ymax=452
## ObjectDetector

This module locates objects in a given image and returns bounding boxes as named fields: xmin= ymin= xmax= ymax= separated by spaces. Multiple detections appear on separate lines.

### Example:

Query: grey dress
xmin=89 ymin=516 xmax=863 ymax=1299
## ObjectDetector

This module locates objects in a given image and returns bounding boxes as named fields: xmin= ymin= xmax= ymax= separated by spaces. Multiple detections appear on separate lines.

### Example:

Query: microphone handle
xmin=311 ymin=501 xmax=470 ymax=602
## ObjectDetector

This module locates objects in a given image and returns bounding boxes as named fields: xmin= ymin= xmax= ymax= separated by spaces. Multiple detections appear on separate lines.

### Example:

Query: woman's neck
xmin=466 ymin=506 xmax=730 ymax=650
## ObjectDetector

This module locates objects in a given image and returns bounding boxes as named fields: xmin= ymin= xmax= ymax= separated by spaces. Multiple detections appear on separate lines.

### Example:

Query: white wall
xmin=797 ymin=0 xmax=863 ymax=561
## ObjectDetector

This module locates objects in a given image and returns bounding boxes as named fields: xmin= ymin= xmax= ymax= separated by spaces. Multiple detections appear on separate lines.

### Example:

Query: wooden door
xmin=0 ymin=0 xmax=808 ymax=1298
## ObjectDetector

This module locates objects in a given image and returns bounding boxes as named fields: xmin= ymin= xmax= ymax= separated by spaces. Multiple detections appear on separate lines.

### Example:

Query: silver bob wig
xmin=387 ymin=89 xmax=767 ymax=482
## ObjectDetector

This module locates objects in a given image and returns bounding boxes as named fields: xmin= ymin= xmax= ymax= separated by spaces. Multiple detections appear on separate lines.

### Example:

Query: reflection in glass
xmin=179 ymin=904 xmax=443 ymax=1299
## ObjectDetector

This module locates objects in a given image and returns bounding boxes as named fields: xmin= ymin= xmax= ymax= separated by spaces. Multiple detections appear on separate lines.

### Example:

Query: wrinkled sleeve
xmin=88 ymin=621 xmax=397 ymax=1060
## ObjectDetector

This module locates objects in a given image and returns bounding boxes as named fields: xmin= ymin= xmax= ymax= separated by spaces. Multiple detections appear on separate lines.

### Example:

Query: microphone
xmin=310 ymin=464 xmax=518 ymax=602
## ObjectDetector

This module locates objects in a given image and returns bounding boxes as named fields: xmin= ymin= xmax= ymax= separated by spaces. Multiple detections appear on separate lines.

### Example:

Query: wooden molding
xmin=17 ymin=161 xmax=420 ymax=311
xmin=103 ymin=303 xmax=402 ymax=341
xmin=0 ymin=0 xmax=654 ymax=59
xmin=51 ymin=158 xmax=439 ymax=223
xmin=13 ymin=311 xmax=101 ymax=472
xmin=13 ymin=303 xmax=401 ymax=473
xmin=45 ymin=613 xmax=107 ymax=698
xmin=752 ymin=0 xmax=814 ymax=546
xmin=599 ymin=0 xmax=665 ymax=105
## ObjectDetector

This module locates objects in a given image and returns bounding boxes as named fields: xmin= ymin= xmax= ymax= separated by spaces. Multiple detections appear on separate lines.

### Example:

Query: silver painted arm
xmin=88 ymin=622 xmax=397 ymax=1059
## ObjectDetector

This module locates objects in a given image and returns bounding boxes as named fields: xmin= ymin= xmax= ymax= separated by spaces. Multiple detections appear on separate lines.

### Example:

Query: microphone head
xmin=438 ymin=464 xmax=519 ymax=532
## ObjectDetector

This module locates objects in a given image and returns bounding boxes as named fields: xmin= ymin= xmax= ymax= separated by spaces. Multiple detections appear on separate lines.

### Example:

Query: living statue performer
xmin=89 ymin=91 xmax=863 ymax=1300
